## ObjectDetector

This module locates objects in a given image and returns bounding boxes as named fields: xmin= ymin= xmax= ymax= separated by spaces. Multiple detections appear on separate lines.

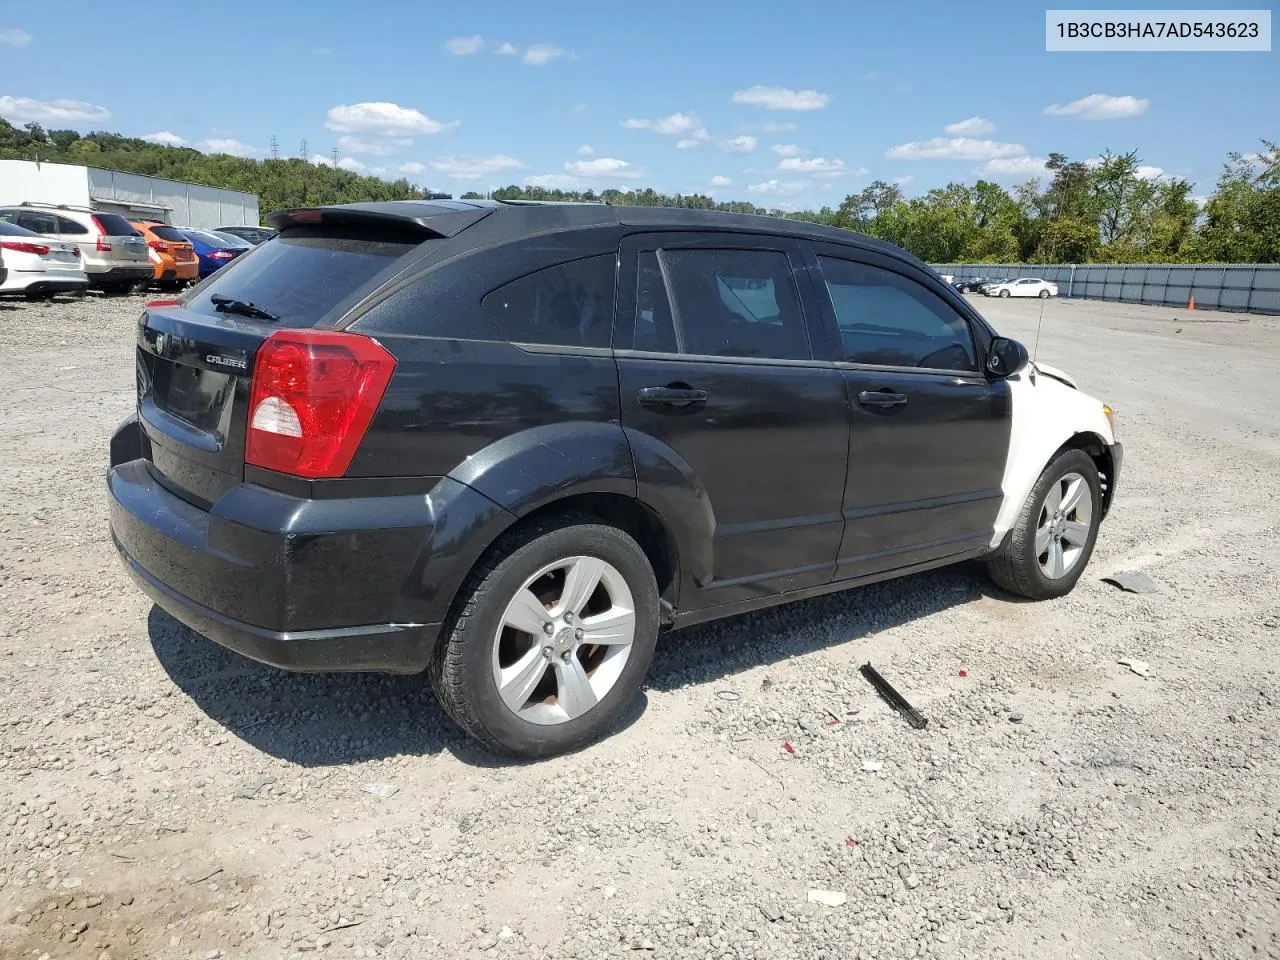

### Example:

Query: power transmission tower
xmin=299 ymin=138 xmax=309 ymax=160
xmin=331 ymin=146 xmax=340 ymax=167
xmin=269 ymin=135 xmax=279 ymax=161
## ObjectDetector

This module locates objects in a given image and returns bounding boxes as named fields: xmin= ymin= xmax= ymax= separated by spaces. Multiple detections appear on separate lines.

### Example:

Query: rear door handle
xmin=857 ymin=390 xmax=909 ymax=408
xmin=637 ymin=385 xmax=709 ymax=407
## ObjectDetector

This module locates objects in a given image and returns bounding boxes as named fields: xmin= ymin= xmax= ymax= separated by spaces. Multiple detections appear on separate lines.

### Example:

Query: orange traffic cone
xmin=1188 ymin=295 xmax=1196 ymax=310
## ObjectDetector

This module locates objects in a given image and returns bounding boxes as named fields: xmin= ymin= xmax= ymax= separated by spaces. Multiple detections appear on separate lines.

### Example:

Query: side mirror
xmin=986 ymin=336 xmax=1029 ymax=378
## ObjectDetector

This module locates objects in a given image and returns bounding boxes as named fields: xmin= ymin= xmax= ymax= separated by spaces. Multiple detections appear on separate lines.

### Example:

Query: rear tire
xmin=429 ymin=514 xmax=660 ymax=759
xmin=1039 ymin=289 xmax=1050 ymax=299
xmin=987 ymin=449 xmax=1101 ymax=600
xmin=999 ymin=289 xmax=1011 ymax=298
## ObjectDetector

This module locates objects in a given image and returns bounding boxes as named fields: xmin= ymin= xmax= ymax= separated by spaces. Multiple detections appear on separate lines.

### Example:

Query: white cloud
xmin=894 ymin=175 xmax=914 ymax=185
xmin=1 ymin=28 xmax=32 ymax=45
xmin=944 ymin=116 xmax=995 ymax=136
xmin=201 ymin=138 xmax=266 ymax=158
xmin=1043 ymin=93 xmax=1149 ymax=120
xmin=975 ymin=156 xmax=1049 ymax=178
xmin=310 ymin=46 xmax=331 ymax=56
xmin=142 ymin=131 xmax=186 ymax=147
xmin=778 ymin=156 xmax=863 ymax=177
xmin=525 ymin=173 xmax=589 ymax=190
xmin=1136 ymin=165 xmax=1165 ymax=180
xmin=430 ymin=154 xmax=523 ymax=180
xmin=338 ymin=135 xmax=413 ymax=156
xmin=391 ymin=162 xmax=426 ymax=175
xmin=523 ymin=44 xmax=565 ymax=65
xmin=325 ymin=101 xmax=457 ymax=136
xmin=623 ymin=112 xmax=700 ymax=135
xmin=564 ymin=156 xmax=642 ymax=178
xmin=446 ymin=34 xmax=485 ymax=55
xmin=0 ymin=96 xmax=110 ymax=125
xmin=676 ymin=129 xmax=710 ymax=149
xmin=772 ymin=143 xmax=803 ymax=157
xmin=732 ymin=85 xmax=831 ymax=111
xmin=746 ymin=179 xmax=810 ymax=196
xmin=577 ymin=144 xmax=595 ymax=156
xmin=886 ymin=137 xmax=1027 ymax=160
xmin=338 ymin=156 xmax=367 ymax=173
xmin=710 ymin=175 xmax=732 ymax=187
xmin=496 ymin=42 xmax=518 ymax=55
xmin=311 ymin=154 xmax=334 ymax=167
xmin=1190 ymin=195 xmax=1210 ymax=207
xmin=720 ymin=134 xmax=758 ymax=154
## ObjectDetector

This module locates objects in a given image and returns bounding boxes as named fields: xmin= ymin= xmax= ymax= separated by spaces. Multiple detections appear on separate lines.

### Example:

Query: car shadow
xmin=147 ymin=605 xmax=648 ymax=769
xmin=148 ymin=562 xmax=1014 ymax=768
xmin=646 ymin=561 xmax=1009 ymax=691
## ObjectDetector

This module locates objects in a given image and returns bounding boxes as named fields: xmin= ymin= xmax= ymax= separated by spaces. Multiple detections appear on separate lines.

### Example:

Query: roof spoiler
xmin=267 ymin=202 xmax=495 ymax=239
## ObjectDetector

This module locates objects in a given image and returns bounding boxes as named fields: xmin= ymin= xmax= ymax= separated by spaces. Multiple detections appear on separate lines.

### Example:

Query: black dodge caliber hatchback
xmin=109 ymin=199 xmax=1122 ymax=757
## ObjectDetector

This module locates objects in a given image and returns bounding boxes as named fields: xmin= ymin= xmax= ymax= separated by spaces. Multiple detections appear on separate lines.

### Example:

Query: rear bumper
xmin=86 ymin=265 xmax=152 ymax=285
xmin=0 ymin=273 xmax=88 ymax=295
xmin=107 ymin=418 xmax=443 ymax=674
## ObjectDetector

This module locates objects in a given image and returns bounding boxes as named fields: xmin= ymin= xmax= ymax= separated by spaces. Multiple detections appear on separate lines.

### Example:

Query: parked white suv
xmin=0 ymin=204 xmax=151 ymax=293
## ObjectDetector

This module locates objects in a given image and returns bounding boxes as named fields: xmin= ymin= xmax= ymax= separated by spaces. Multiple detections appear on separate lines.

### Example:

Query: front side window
xmin=658 ymin=248 xmax=810 ymax=361
xmin=481 ymin=254 xmax=616 ymax=348
xmin=818 ymin=257 xmax=976 ymax=371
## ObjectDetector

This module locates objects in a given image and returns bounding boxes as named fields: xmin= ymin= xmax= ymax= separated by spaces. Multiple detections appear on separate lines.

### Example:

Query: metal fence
xmin=930 ymin=263 xmax=1280 ymax=316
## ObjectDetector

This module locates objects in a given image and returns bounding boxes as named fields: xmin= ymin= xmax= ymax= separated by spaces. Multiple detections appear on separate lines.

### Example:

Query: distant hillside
xmin=0 ymin=120 xmax=429 ymax=223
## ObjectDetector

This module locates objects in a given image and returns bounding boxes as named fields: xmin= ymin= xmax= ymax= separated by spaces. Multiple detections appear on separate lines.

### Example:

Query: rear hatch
xmin=146 ymin=224 xmax=198 ymax=264
xmin=92 ymin=212 xmax=148 ymax=265
xmin=137 ymin=220 xmax=434 ymax=506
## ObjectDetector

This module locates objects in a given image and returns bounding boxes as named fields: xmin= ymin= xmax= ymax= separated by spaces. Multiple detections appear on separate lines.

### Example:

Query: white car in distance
xmin=0 ymin=219 xmax=89 ymax=299
xmin=986 ymin=277 xmax=1059 ymax=299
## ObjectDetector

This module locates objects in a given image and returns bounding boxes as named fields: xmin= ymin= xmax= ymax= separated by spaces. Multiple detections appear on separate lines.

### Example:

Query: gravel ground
xmin=1 ymin=290 xmax=1278 ymax=960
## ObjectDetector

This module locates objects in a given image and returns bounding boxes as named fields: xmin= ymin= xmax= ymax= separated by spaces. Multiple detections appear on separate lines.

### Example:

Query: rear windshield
xmin=0 ymin=220 xmax=42 ymax=238
xmin=93 ymin=213 xmax=142 ymax=237
xmin=149 ymin=225 xmax=190 ymax=242
xmin=186 ymin=227 xmax=423 ymax=326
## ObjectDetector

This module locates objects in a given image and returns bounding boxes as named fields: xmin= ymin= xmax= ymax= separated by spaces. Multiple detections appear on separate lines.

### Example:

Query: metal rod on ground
xmin=859 ymin=662 xmax=929 ymax=730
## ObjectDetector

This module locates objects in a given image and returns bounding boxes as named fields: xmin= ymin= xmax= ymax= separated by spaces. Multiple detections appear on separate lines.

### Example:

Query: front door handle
xmin=857 ymin=390 xmax=908 ymax=408
xmin=637 ymin=385 xmax=709 ymax=407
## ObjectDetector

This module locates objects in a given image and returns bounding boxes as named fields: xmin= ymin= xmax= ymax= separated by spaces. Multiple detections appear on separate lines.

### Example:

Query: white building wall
xmin=0 ymin=160 xmax=92 ymax=207
xmin=0 ymin=160 xmax=260 ymax=229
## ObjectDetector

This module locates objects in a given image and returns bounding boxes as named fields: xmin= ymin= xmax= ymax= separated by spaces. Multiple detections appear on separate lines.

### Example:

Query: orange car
xmin=130 ymin=220 xmax=200 ymax=288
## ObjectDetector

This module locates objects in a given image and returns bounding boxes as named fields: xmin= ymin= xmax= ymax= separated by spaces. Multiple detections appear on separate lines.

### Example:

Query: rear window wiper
xmin=210 ymin=294 xmax=279 ymax=322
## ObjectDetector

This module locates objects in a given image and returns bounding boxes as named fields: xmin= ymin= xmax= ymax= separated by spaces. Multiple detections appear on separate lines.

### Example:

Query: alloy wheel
xmin=490 ymin=556 xmax=636 ymax=725
xmin=1036 ymin=471 xmax=1093 ymax=579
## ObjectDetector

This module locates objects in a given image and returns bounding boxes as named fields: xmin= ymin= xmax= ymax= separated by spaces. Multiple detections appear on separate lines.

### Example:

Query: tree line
xmin=3 ymin=120 xmax=1276 ymax=263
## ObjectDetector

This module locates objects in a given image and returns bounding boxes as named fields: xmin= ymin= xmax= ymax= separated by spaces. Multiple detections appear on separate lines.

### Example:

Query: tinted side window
xmin=18 ymin=212 xmax=58 ymax=235
xmin=481 ymin=254 xmax=615 ymax=349
xmin=818 ymin=257 xmax=976 ymax=372
xmin=661 ymin=248 xmax=810 ymax=361
xmin=633 ymin=251 xmax=677 ymax=352
xmin=56 ymin=216 xmax=89 ymax=235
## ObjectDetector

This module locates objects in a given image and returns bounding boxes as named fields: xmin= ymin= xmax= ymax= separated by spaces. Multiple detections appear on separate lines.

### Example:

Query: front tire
xmin=987 ymin=449 xmax=1101 ymax=600
xmin=429 ymin=515 xmax=660 ymax=758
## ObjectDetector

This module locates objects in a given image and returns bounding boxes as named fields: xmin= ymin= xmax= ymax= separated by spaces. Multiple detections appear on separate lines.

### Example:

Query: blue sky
xmin=1 ymin=0 xmax=1273 ymax=208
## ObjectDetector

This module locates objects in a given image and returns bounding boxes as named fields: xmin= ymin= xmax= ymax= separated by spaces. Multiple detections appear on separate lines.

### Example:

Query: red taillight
xmin=90 ymin=216 xmax=113 ymax=251
xmin=147 ymin=298 xmax=182 ymax=307
xmin=1 ymin=240 xmax=50 ymax=256
xmin=148 ymin=240 xmax=170 ymax=252
xmin=209 ymin=250 xmax=236 ymax=260
xmin=245 ymin=330 xmax=396 ymax=479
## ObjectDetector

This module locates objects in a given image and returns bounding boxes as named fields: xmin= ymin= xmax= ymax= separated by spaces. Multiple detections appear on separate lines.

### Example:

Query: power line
xmin=299 ymin=138 xmax=309 ymax=160
xmin=331 ymin=146 xmax=340 ymax=167
xmin=269 ymin=135 xmax=279 ymax=161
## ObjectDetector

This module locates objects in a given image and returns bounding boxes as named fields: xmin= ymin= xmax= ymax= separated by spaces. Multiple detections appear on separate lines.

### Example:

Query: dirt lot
xmin=1 ymin=290 xmax=1278 ymax=960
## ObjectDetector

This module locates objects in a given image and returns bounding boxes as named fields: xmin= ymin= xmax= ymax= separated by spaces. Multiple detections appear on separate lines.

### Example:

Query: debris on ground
xmin=234 ymin=777 xmax=275 ymax=800
xmin=360 ymin=783 xmax=400 ymax=799
xmin=859 ymin=662 xmax=929 ymax=729
xmin=861 ymin=759 xmax=884 ymax=773
xmin=1103 ymin=570 xmax=1161 ymax=594
xmin=807 ymin=889 xmax=847 ymax=907
xmin=1118 ymin=658 xmax=1152 ymax=678
xmin=715 ymin=690 xmax=741 ymax=701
